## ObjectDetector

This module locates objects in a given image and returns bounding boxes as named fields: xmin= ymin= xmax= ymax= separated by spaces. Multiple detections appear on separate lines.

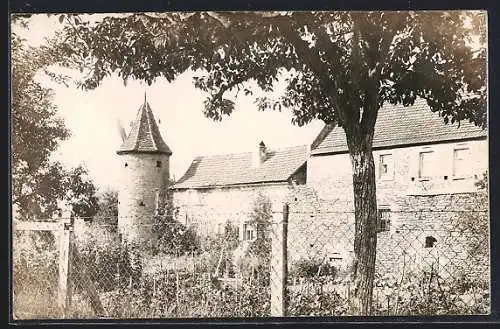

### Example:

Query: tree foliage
xmin=93 ymin=189 xmax=119 ymax=229
xmin=65 ymin=165 xmax=100 ymax=218
xmin=52 ymin=12 xmax=486 ymax=128
xmin=151 ymin=199 xmax=200 ymax=256
xmin=246 ymin=192 xmax=273 ymax=261
xmin=11 ymin=30 xmax=99 ymax=220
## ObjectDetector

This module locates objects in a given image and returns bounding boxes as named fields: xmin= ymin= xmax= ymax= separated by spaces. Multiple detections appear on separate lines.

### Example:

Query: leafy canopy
xmin=52 ymin=11 xmax=486 ymax=131
xmin=11 ymin=31 xmax=99 ymax=219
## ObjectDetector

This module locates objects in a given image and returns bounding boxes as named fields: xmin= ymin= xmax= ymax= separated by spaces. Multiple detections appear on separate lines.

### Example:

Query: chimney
xmin=252 ymin=141 xmax=267 ymax=168
xmin=259 ymin=141 xmax=267 ymax=162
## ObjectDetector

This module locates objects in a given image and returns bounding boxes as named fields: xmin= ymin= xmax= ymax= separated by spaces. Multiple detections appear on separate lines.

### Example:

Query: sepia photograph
xmin=10 ymin=10 xmax=489 ymax=320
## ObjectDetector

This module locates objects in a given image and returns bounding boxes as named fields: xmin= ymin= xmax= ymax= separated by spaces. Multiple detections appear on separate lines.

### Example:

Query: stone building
xmin=115 ymin=95 xmax=488 ymax=278
xmin=116 ymin=98 xmax=172 ymax=242
xmin=171 ymin=142 xmax=309 ymax=240
xmin=286 ymin=98 xmax=488 ymax=276
xmin=115 ymin=97 xmax=309 ymax=243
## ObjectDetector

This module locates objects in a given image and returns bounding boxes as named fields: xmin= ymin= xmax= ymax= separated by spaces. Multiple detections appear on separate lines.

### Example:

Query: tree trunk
xmin=345 ymin=129 xmax=378 ymax=316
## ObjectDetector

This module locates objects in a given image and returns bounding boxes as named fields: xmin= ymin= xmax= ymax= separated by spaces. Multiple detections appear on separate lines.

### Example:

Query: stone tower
xmin=116 ymin=96 xmax=172 ymax=243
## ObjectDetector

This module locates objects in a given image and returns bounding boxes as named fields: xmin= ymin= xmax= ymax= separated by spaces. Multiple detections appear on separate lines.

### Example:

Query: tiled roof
xmin=117 ymin=101 xmax=172 ymax=155
xmin=311 ymin=98 xmax=487 ymax=155
xmin=172 ymin=145 xmax=308 ymax=189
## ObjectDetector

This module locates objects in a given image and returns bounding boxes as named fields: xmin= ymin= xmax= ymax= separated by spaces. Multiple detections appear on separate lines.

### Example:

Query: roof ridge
xmin=129 ymin=104 xmax=143 ymax=151
xmin=194 ymin=144 xmax=308 ymax=159
xmin=146 ymin=103 xmax=158 ymax=151
xmin=172 ymin=144 xmax=309 ymax=189
xmin=310 ymin=97 xmax=487 ymax=154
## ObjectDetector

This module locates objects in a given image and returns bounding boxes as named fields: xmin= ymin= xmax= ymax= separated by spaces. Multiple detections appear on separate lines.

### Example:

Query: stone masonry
xmin=118 ymin=153 xmax=170 ymax=242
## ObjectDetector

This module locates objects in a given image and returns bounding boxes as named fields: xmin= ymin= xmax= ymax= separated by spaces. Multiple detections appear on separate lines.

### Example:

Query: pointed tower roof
xmin=117 ymin=98 xmax=172 ymax=155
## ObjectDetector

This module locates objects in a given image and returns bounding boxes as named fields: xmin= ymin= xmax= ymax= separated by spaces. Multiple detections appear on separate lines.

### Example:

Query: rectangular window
xmin=379 ymin=154 xmax=394 ymax=180
xmin=419 ymin=150 xmax=435 ymax=179
xmin=453 ymin=147 xmax=469 ymax=178
xmin=377 ymin=208 xmax=391 ymax=233
xmin=243 ymin=223 xmax=255 ymax=241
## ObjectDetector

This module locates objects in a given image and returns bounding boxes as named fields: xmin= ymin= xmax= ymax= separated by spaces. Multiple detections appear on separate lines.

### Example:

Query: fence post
xmin=176 ymin=271 xmax=180 ymax=315
xmin=57 ymin=216 xmax=74 ymax=318
xmin=270 ymin=202 xmax=289 ymax=317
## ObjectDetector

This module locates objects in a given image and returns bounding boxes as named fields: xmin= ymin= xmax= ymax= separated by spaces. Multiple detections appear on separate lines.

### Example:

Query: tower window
xmin=124 ymin=162 xmax=128 ymax=167
xmin=156 ymin=160 xmax=162 ymax=168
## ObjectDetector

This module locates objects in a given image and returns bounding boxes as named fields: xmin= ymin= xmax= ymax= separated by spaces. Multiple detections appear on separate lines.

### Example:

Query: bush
xmin=288 ymin=286 xmax=348 ymax=316
xmin=197 ymin=221 xmax=240 ymax=275
xmin=235 ymin=193 xmax=273 ymax=281
xmin=373 ymin=266 xmax=490 ymax=316
xmin=12 ymin=231 xmax=60 ymax=318
xmin=151 ymin=200 xmax=200 ymax=256
xmin=290 ymin=257 xmax=338 ymax=279
xmin=74 ymin=222 xmax=143 ymax=292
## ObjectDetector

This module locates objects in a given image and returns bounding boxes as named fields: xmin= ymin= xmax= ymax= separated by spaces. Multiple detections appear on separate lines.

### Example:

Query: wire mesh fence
xmin=12 ymin=228 xmax=61 ymax=319
xmin=68 ymin=215 xmax=273 ymax=318
xmin=12 ymin=196 xmax=490 ymax=319
xmin=285 ymin=211 xmax=489 ymax=316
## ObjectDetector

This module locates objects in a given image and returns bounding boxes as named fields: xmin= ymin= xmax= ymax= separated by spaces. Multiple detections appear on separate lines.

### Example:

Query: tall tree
xmin=64 ymin=165 xmax=100 ymax=218
xmin=11 ymin=32 xmax=70 ymax=219
xmin=51 ymin=11 xmax=486 ymax=314
xmin=11 ymin=28 xmax=99 ymax=220
xmin=94 ymin=189 xmax=119 ymax=229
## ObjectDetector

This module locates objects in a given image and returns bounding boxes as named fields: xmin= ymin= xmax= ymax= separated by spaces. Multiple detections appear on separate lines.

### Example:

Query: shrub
xmin=151 ymin=201 xmax=200 ymax=256
xmin=12 ymin=231 xmax=60 ymax=318
xmin=236 ymin=193 xmax=273 ymax=281
xmin=193 ymin=221 xmax=240 ymax=276
xmin=74 ymin=222 xmax=143 ymax=292
xmin=290 ymin=257 xmax=338 ymax=279
xmin=474 ymin=170 xmax=488 ymax=191
xmin=373 ymin=266 xmax=490 ymax=316
xmin=288 ymin=286 xmax=348 ymax=316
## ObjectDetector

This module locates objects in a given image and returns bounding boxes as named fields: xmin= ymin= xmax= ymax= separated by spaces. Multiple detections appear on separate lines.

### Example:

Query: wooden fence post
xmin=57 ymin=217 xmax=74 ymax=318
xmin=176 ymin=271 xmax=180 ymax=315
xmin=270 ymin=203 xmax=289 ymax=317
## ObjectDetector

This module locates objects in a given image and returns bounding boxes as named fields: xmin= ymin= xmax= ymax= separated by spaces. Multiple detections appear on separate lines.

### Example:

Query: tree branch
xmin=278 ymin=25 xmax=350 ymax=126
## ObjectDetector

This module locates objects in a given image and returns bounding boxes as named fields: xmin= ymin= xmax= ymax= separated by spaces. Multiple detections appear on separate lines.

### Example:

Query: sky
xmin=12 ymin=14 xmax=325 ymax=191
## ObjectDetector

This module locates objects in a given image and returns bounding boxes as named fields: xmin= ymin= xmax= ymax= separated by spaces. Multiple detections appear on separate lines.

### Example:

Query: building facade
xmin=307 ymin=98 xmax=488 ymax=210
xmin=171 ymin=143 xmax=308 ymax=240
xmin=285 ymin=98 xmax=488 ymax=275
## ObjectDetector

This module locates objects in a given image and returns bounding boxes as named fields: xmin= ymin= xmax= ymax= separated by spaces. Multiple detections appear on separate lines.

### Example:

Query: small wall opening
xmin=425 ymin=236 xmax=437 ymax=248
xmin=156 ymin=160 xmax=162 ymax=168
xmin=377 ymin=207 xmax=391 ymax=233
xmin=124 ymin=162 xmax=128 ymax=167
